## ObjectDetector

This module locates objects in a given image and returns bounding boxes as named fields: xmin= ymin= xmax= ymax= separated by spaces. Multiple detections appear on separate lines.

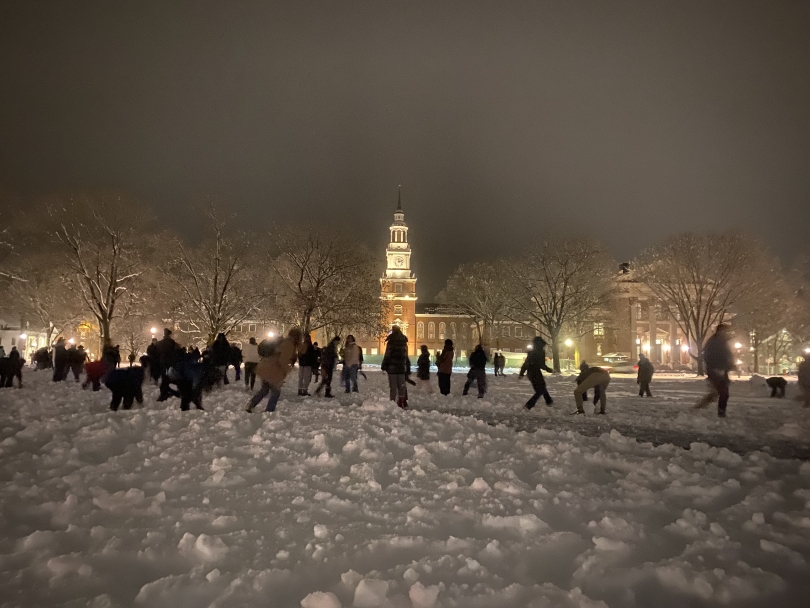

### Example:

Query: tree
xmin=504 ymin=239 xmax=616 ymax=372
xmin=437 ymin=261 xmax=515 ymax=352
xmin=46 ymin=194 xmax=154 ymax=348
xmin=4 ymin=252 xmax=83 ymax=345
xmin=272 ymin=227 xmax=387 ymax=338
xmin=634 ymin=232 xmax=768 ymax=375
xmin=162 ymin=209 xmax=268 ymax=344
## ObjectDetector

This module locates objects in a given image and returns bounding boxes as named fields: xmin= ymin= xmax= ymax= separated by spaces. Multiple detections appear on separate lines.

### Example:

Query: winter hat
xmin=532 ymin=336 xmax=547 ymax=349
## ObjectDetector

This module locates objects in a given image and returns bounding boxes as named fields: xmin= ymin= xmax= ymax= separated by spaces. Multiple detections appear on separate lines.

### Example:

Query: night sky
xmin=2 ymin=1 xmax=809 ymax=299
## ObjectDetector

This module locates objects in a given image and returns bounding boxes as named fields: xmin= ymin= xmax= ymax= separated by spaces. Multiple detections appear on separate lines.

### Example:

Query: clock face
xmin=395 ymin=256 xmax=404 ymax=267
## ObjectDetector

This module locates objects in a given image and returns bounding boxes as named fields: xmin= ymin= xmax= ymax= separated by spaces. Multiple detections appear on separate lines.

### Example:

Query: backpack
xmin=258 ymin=337 xmax=282 ymax=358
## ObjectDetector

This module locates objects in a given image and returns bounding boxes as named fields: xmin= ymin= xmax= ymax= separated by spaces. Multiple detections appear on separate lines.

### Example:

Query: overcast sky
xmin=1 ymin=0 xmax=809 ymax=298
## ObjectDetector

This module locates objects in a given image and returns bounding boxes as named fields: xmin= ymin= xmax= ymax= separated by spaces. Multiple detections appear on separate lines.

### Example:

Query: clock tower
xmin=380 ymin=188 xmax=417 ymax=353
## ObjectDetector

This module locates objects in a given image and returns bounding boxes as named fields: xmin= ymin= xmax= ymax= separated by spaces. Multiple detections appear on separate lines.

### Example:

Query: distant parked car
xmin=598 ymin=353 xmax=637 ymax=373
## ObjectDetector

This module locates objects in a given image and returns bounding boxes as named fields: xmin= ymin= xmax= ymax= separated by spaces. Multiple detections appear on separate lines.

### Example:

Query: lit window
xmin=428 ymin=323 xmax=435 ymax=339
xmin=450 ymin=322 xmax=457 ymax=338
xmin=502 ymin=326 xmax=510 ymax=337
xmin=439 ymin=322 xmax=446 ymax=340
xmin=394 ymin=305 xmax=403 ymax=316
xmin=597 ymin=343 xmax=602 ymax=356
xmin=514 ymin=348 xmax=522 ymax=353
xmin=394 ymin=283 xmax=402 ymax=294
xmin=502 ymin=348 xmax=510 ymax=352
xmin=594 ymin=323 xmax=604 ymax=337
xmin=462 ymin=324 xmax=467 ymax=337
xmin=515 ymin=326 xmax=523 ymax=338
xmin=417 ymin=322 xmax=424 ymax=339
xmin=248 ymin=324 xmax=256 ymax=333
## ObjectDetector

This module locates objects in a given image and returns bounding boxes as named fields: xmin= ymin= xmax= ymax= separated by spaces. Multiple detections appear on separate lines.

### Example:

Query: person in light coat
xmin=246 ymin=327 xmax=304 ymax=413
xmin=242 ymin=337 xmax=260 ymax=390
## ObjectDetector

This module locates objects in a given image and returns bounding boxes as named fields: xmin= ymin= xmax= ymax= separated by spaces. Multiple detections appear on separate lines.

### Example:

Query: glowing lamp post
xmin=267 ymin=331 xmax=275 ymax=338
xmin=150 ymin=327 xmax=157 ymax=336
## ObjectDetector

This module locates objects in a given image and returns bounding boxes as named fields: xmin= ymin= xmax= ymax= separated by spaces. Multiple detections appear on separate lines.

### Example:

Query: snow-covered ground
xmin=1 ymin=368 xmax=809 ymax=608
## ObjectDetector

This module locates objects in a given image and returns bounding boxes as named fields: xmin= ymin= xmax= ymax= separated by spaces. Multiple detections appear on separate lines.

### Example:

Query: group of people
xmin=0 ymin=345 xmax=24 ymax=388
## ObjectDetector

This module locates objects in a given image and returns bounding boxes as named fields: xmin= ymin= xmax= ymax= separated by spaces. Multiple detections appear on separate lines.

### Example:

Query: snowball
xmin=314 ymin=524 xmax=328 ymax=539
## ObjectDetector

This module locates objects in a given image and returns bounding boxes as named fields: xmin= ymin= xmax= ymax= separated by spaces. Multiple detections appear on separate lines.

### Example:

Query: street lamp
xmin=681 ymin=344 xmax=689 ymax=353
xmin=19 ymin=333 xmax=27 ymax=340
xmin=734 ymin=342 xmax=742 ymax=349
xmin=564 ymin=339 xmax=573 ymax=347
xmin=150 ymin=327 xmax=157 ymax=335
xmin=68 ymin=338 xmax=75 ymax=345
xmin=526 ymin=344 xmax=532 ymax=350
xmin=268 ymin=331 xmax=275 ymax=338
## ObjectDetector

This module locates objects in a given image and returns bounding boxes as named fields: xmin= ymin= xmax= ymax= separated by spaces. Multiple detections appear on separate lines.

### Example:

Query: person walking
xmin=573 ymin=362 xmax=611 ymax=415
xmin=52 ymin=338 xmax=68 ymax=382
xmin=146 ymin=338 xmax=161 ymax=385
xmin=156 ymin=328 xmax=180 ymax=401
xmin=297 ymin=335 xmax=316 ymax=396
xmin=695 ymin=324 xmax=735 ymax=417
xmin=246 ymin=327 xmax=304 ymax=413
xmin=210 ymin=333 xmax=231 ymax=385
xmin=69 ymin=345 xmax=87 ymax=382
xmin=242 ymin=337 xmax=260 ymax=390
xmin=312 ymin=342 xmax=322 ymax=383
xmin=463 ymin=344 xmax=488 ymax=398
xmin=436 ymin=339 xmax=454 ymax=396
xmin=341 ymin=335 xmax=362 ymax=393
xmin=519 ymin=336 xmax=554 ymax=409
xmin=796 ymin=352 xmax=810 ymax=408
xmin=381 ymin=325 xmax=410 ymax=408
xmin=315 ymin=336 xmax=341 ymax=398
xmin=416 ymin=344 xmax=434 ymax=394
xmin=230 ymin=343 xmax=243 ymax=382
xmin=637 ymin=353 xmax=655 ymax=397
xmin=4 ymin=346 xmax=23 ymax=388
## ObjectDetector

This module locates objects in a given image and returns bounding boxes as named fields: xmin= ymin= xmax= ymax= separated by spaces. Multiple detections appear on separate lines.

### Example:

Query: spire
xmin=396 ymin=185 xmax=402 ymax=212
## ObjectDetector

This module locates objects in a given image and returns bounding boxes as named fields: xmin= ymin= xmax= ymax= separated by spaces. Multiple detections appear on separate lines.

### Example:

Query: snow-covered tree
xmin=437 ymin=261 xmax=515 ymax=352
xmin=50 ymin=194 xmax=154 ymax=347
xmin=272 ymin=227 xmax=387 ymax=338
xmin=504 ymin=239 xmax=616 ymax=372
xmin=634 ymin=232 xmax=768 ymax=375
xmin=162 ymin=209 xmax=268 ymax=345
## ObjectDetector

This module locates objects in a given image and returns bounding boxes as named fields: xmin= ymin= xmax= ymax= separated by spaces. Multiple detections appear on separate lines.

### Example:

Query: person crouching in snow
xmin=575 ymin=361 xmax=601 ymax=406
xmin=83 ymin=359 xmax=108 ymax=391
xmin=796 ymin=353 xmax=810 ymax=408
xmin=246 ymin=327 xmax=304 ymax=413
xmin=105 ymin=366 xmax=145 ymax=411
xmin=416 ymin=345 xmax=434 ymax=394
xmin=573 ymin=362 xmax=610 ymax=415
xmin=519 ymin=336 xmax=553 ymax=409
xmin=381 ymin=325 xmax=410 ymax=408
xmin=766 ymin=376 xmax=787 ymax=398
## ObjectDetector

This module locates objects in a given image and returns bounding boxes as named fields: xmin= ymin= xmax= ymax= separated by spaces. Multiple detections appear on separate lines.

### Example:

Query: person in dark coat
xmin=230 ymin=343 xmax=243 ymax=382
xmin=416 ymin=344 xmax=434 ymax=394
xmin=101 ymin=343 xmax=119 ymax=372
xmin=436 ymin=339 xmax=454 ymax=396
xmin=68 ymin=345 xmax=87 ymax=382
xmin=696 ymin=324 xmax=735 ymax=417
xmin=637 ymin=353 xmax=655 ymax=397
xmin=4 ymin=346 xmax=23 ymax=388
xmin=519 ymin=336 xmax=554 ymax=409
xmin=105 ymin=366 xmax=145 ymax=411
xmin=463 ymin=344 xmax=488 ymax=398
xmin=156 ymin=328 xmax=180 ymax=401
xmin=169 ymin=350 xmax=207 ymax=411
xmin=315 ymin=337 xmax=341 ymax=398
xmin=297 ymin=335 xmax=317 ymax=396
xmin=312 ymin=342 xmax=322 ymax=383
xmin=210 ymin=333 xmax=231 ymax=385
xmin=766 ymin=376 xmax=787 ymax=398
xmin=381 ymin=326 xmax=410 ymax=408
xmin=146 ymin=338 xmax=161 ymax=384
xmin=52 ymin=338 xmax=69 ymax=382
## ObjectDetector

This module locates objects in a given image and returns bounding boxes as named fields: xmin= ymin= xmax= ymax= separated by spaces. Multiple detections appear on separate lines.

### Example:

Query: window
xmin=514 ymin=326 xmax=523 ymax=338
xmin=417 ymin=322 xmax=424 ymax=339
xmin=11 ymin=337 xmax=16 ymax=347
xmin=502 ymin=326 xmax=510 ymax=337
xmin=439 ymin=322 xmax=446 ymax=340
xmin=248 ymin=324 xmax=256 ymax=333
xmin=450 ymin=322 xmax=457 ymax=338
xmin=394 ymin=283 xmax=402 ymax=293
xmin=593 ymin=322 xmax=604 ymax=337
xmin=462 ymin=324 xmax=467 ymax=338
xmin=428 ymin=322 xmax=435 ymax=339
xmin=514 ymin=348 xmax=522 ymax=353
xmin=370 ymin=348 xmax=378 ymax=355
xmin=597 ymin=343 xmax=602 ymax=356
xmin=394 ymin=305 xmax=403 ymax=316
xmin=502 ymin=348 xmax=510 ymax=352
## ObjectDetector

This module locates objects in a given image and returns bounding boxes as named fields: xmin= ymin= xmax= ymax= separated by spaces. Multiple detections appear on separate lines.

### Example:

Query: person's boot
xmin=324 ymin=389 xmax=334 ymax=398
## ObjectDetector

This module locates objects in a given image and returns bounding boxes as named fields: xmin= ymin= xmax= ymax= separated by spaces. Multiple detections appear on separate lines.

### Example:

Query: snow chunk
xmin=409 ymin=582 xmax=440 ymax=608
xmin=470 ymin=477 xmax=491 ymax=492
xmin=301 ymin=591 xmax=342 ymax=608
xmin=314 ymin=524 xmax=329 ymax=539
xmin=177 ymin=533 xmax=229 ymax=562
xmin=353 ymin=578 xmax=389 ymax=607
xmin=481 ymin=513 xmax=549 ymax=535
